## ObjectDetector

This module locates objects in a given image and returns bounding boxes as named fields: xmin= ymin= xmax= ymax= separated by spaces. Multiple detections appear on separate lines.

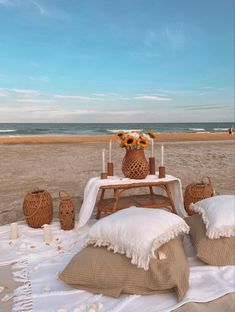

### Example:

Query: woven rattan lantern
xmin=23 ymin=190 xmax=53 ymax=228
xmin=184 ymin=177 xmax=214 ymax=215
xmin=59 ymin=191 xmax=75 ymax=230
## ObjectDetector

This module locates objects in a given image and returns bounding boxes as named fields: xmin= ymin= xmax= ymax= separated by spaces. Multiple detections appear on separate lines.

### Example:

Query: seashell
xmin=19 ymin=243 xmax=26 ymax=250
xmin=0 ymin=286 xmax=5 ymax=293
xmin=43 ymin=286 xmax=51 ymax=293
xmin=87 ymin=309 xmax=96 ymax=312
xmin=73 ymin=308 xmax=82 ymax=312
xmin=158 ymin=251 xmax=167 ymax=260
xmin=33 ymin=266 xmax=40 ymax=272
xmin=1 ymin=293 xmax=13 ymax=302
xmin=87 ymin=302 xmax=103 ymax=312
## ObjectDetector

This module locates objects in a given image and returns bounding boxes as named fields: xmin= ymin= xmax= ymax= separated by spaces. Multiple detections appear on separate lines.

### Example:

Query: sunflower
xmin=137 ymin=137 xmax=149 ymax=148
xmin=123 ymin=134 xmax=136 ymax=148
xmin=148 ymin=129 xmax=157 ymax=139
xmin=115 ymin=131 xmax=125 ymax=140
xmin=119 ymin=140 xmax=126 ymax=148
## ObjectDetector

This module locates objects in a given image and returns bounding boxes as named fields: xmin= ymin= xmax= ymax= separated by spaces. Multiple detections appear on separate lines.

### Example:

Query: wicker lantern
xmin=23 ymin=190 xmax=53 ymax=228
xmin=59 ymin=191 xmax=75 ymax=230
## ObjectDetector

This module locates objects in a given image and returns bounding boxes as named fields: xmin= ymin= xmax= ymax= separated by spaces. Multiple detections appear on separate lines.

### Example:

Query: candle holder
xmin=149 ymin=157 xmax=156 ymax=175
xmin=100 ymin=172 xmax=108 ymax=179
xmin=159 ymin=166 xmax=166 ymax=178
xmin=107 ymin=162 xmax=114 ymax=176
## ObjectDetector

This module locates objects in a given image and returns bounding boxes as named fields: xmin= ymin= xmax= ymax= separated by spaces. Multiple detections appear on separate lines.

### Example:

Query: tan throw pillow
xmin=185 ymin=215 xmax=235 ymax=266
xmin=85 ymin=207 xmax=189 ymax=270
xmin=59 ymin=237 xmax=189 ymax=301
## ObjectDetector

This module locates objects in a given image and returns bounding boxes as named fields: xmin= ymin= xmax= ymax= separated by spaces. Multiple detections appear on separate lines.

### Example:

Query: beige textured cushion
xmin=59 ymin=237 xmax=189 ymax=301
xmin=85 ymin=207 xmax=189 ymax=270
xmin=186 ymin=215 xmax=235 ymax=266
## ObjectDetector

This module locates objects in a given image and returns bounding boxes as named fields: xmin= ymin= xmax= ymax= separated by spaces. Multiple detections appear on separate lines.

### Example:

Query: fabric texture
xmin=190 ymin=195 xmax=235 ymax=239
xmin=84 ymin=207 xmax=189 ymax=270
xmin=185 ymin=215 xmax=235 ymax=265
xmin=78 ymin=175 xmax=187 ymax=228
xmin=0 ymin=220 xmax=235 ymax=312
xmin=59 ymin=237 xmax=189 ymax=301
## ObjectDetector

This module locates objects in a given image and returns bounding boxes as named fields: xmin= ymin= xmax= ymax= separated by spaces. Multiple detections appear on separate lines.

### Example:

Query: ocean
xmin=0 ymin=122 xmax=233 ymax=137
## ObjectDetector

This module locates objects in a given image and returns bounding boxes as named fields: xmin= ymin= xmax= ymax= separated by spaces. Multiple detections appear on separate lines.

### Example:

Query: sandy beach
xmin=0 ymin=133 xmax=234 ymax=225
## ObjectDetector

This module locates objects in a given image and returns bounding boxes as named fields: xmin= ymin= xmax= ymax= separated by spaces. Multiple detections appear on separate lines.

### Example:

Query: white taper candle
xmin=151 ymin=139 xmax=154 ymax=157
xmin=43 ymin=224 xmax=52 ymax=244
xmin=161 ymin=144 xmax=164 ymax=166
xmin=109 ymin=140 xmax=112 ymax=162
xmin=102 ymin=148 xmax=106 ymax=172
xmin=10 ymin=222 xmax=18 ymax=240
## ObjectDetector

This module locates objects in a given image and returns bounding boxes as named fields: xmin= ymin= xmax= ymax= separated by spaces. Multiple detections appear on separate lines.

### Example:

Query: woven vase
xmin=122 ymin=149 xmax=149 ymax=179
xmin=23 ymin=190 xmax=53 ymax=228
xmin=59 ymin=191 xmax=75 ymax=230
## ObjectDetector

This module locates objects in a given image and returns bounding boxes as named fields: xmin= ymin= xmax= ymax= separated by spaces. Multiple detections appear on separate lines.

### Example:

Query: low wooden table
xmin=96 ymin=180 xmax=177 ymax=219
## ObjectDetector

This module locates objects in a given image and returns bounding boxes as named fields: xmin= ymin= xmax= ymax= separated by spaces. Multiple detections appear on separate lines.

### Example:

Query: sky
xmin=0 ymin=0 xmax=234 ymax=123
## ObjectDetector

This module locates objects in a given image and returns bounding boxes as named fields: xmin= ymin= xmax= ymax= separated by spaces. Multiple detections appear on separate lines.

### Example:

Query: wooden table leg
xmin=164 ymin=184 xmax=177 ymax=214
xmin=112 ymin=189 xmax=123 ymax=213
xmin=149 ymin=186 xmax=154 ymax=196
xmin=96 ymin=189 xmax=105 ymax=219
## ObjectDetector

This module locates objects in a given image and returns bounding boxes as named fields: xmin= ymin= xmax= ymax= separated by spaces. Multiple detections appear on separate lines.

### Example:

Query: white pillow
xmin=190 ymin=195 xmax=235 ymax=239
xmin=84 ymin=207 xmax=189 ymax=270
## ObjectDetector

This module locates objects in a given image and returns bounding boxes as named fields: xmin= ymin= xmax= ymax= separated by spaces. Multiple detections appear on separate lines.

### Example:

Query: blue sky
xmin=0 ymin=0 xmax=234 ymax=122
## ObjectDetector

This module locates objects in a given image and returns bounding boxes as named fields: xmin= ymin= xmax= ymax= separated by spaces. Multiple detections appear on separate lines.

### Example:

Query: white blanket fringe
xmin=12 ymin=258 xmax=32 ymax=312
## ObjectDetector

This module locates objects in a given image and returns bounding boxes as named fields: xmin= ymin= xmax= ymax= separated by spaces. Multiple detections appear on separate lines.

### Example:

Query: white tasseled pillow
xmin=84 ymin=207 xmax=189 ymax=270
xmin=190 ymin=195 xmax=235 ymax=239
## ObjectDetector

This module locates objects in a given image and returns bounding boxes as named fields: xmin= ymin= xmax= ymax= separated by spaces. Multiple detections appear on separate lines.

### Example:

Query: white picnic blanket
xmin=78 ymin=175 xmax=187 ymax=227
xmin=0 ymin=220 xmax=234 ymax=312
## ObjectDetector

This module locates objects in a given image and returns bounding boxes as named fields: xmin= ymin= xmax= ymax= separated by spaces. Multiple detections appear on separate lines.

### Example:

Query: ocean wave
xmin=106 ymin=129 xmax=144 ymax=133
xmin=213 ymin=128 xmax=229 ymax=131
xmin=188 ymin=128 xmax=206 ymax=132
xmin=0 ymin=129 xmax=16 ymax=133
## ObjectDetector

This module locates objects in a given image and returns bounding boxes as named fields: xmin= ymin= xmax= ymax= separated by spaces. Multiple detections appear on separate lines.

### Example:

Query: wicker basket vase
xmin=122 ymin=149 xmax=149 ymax=179
xmin=23 ymin=190 xmax=53 ymax=228
xmin=184 ymin=177 xmax=214 ymax=216
xmin=59 ymin=191 xmax=75 ymax=230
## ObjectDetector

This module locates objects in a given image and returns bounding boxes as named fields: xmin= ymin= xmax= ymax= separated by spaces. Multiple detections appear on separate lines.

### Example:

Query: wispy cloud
xmin=0 ymin=89 xmax=6 ymax=96
xmin=134 ymin=95 xmax=172 ymax=101
xmin=0 ymin=87 xmax=41 ymax=96
xmin=17 ymin=99 xmax=53 ymax=104
xmin=0 ymin=0 xmax=70 ymax=20
xmin=29 ymin=0 xmax=46 ymax=16
xmin=144 ymin=30 xmax=158 ymax=47
xmin=184 ymin=104 xmax=233 ymax=111
xmin=11 ymin=88 xmax=40 ymax=95
xmin=0 ymin=0 xmax=13 ymax=5
xmin=199 ymin=86 xmax=228 ymax=91
xmin=54 ymin=94 xmax=95 ymax=101
xmin=2 ymin=0 xmax=46 ymax=15
xmin=162 ymin=27 xmax=186 ymax=50
xmin=28 ymin=75 xmax=49 ymax=83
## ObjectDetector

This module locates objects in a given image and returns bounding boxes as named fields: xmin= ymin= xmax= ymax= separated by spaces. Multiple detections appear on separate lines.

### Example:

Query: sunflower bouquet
xmin=115 ymin=130 xmax=156 ymax=150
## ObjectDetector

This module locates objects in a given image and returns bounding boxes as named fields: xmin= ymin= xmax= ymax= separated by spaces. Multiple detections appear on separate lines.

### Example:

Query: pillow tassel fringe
xmin=190 ymin=203 xmax=235 ymax=239
xmin=84 ymin=222 xmax=189 ymax=271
